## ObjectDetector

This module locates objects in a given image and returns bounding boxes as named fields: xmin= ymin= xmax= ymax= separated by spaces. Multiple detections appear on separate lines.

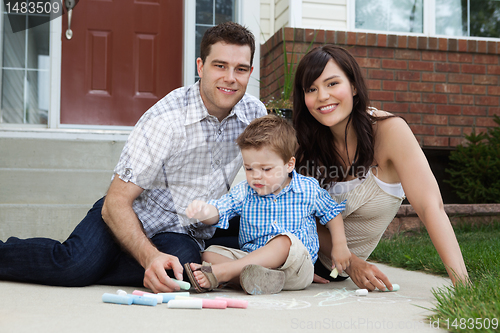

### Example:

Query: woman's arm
xmin=376 ymin=116 xmax=469 ymax=285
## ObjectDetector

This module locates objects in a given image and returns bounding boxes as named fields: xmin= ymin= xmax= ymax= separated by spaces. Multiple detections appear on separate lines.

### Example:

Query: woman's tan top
xmin=319 ymin=169 xmax=405 ymax=272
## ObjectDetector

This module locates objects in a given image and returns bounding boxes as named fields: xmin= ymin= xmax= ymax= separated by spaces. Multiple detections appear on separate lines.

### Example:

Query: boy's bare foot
xmin=185 ymin=262 xmax=222 ymax=292
xmin=190 ymin=263 xmax=214 ymax=289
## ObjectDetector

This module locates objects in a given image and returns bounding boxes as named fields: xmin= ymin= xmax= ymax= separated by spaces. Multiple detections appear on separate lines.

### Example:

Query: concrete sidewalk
xmin=0 ymin=263 xmax=450 ymax=333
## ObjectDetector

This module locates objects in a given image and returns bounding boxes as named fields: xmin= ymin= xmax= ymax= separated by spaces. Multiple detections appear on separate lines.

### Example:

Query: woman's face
xmin=303 ymin=59 xmax=357 ymax=129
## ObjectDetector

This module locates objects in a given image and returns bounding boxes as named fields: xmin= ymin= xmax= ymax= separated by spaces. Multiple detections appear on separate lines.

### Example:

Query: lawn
xmin=370 ymin=221 xmax=500 ymax=333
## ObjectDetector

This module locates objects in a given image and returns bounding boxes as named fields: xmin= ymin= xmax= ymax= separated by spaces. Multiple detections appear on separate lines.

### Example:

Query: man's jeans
xmin=0 ymin=197 xmax=202 ymax=287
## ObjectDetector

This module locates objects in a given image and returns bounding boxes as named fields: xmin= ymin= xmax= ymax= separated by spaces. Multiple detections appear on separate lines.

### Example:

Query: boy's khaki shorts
xmin=204 ymin=232 xmax=314 ymax=290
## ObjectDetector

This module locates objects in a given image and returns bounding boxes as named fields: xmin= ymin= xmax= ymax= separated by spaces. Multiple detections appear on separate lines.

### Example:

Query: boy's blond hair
xmin=236 ymin=114 xmax=297 ymax=163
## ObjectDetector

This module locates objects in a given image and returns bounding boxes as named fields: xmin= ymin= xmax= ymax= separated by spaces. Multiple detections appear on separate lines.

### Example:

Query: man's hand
xmin=344 ymin=254 xmax=393 ymax=291
xmin=143 ymin=251 xmax=184 ymax=293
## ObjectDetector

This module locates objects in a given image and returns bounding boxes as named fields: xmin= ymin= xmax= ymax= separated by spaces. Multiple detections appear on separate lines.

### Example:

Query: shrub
xmin=444 ymin=115 xmax=500 ymax=204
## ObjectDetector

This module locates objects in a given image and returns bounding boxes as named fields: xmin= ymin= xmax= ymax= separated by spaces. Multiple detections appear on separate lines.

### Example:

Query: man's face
xmin=197 ymin=41 xmax=253 ymax=120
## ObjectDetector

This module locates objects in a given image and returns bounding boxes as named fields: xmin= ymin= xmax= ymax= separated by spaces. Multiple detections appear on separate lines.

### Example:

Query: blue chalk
xmin=158 ymin=292 xmax=190 ymax=303
xmin=102 ymin=293 xmax=133 ymax=305
xmin=129 ymin=295 xmax=158 ymax=306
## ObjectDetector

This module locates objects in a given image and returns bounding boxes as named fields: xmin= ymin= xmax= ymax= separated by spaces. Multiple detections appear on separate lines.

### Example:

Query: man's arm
xmin=101 ymin=176 xmax=183 ymax=293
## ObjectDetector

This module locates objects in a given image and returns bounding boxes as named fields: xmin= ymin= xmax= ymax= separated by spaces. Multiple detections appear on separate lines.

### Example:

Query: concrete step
xmin=0 ymin=138 xmax=125 ymax=240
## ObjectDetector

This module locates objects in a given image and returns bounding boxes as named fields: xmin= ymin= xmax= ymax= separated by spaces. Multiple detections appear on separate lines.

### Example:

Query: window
xmin=355 ymin=0 xmax=424 ymax=33
xmin=195 ymin=0 xmax=235 ymax=81
xmin=1 ymin=1 xmax=51 ymax=125
xmin=354 ymin=0 xmax=500 ymax=38
xmin=436 ymin=0 xmax=500 ymax=38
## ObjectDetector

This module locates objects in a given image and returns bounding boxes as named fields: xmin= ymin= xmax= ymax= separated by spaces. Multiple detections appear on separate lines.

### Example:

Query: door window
xmin=1 ymin=2 xmax=50 ymax=124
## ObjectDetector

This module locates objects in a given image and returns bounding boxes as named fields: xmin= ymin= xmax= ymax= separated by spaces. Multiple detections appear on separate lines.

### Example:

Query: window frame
xmin=0 ymin=8 xmax=62 ymax=129
xmin=349 ymin=0 xmax=500 ymax=41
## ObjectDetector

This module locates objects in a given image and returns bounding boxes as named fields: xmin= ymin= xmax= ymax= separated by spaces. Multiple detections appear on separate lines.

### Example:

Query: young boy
xmin=184 ymin=115 xmax=350 ymax=295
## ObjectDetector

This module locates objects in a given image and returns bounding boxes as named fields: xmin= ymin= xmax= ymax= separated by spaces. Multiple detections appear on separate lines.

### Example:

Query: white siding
xmin=260 ymin=0 xmax=349 ymax=43
xmin=260 ymin=0 xmax=274 ymax=42
xmin=302 ymin=0 xmax=348 ymax=30
xmin=275 ymin=0 xmax=291 ymax=32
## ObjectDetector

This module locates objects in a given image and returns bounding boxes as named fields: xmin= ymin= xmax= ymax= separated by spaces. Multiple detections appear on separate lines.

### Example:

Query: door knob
xmin=65 ymin=0 xmax=77 ymax=40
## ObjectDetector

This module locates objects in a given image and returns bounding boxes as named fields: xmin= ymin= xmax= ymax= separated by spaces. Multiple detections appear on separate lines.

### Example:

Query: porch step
xmin=0 ymin=138 xmax=124 ymax=241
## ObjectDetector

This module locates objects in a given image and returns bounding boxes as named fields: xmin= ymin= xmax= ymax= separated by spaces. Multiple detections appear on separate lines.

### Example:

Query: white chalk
xmin=116 ymin=289 xmax=127 ymax=297
xmin=142 ymin=293 xmax=163 ymax=303
xmin=167 ymin=299 xmax=203 ymax=309
xmin=172 ymin=279 xmax=191 ymax=290
xmin=158 ymin=292 xmax=190 ymax=303
xmin=330 ymin=267 xmax=338 ymax=278
xmin=174 ymin=295 xmax=192 ymax=300
xmin=355 ymin=289 xmax=368 ymax=296
xmin=379 ymin=284 xmax=400 ymax=292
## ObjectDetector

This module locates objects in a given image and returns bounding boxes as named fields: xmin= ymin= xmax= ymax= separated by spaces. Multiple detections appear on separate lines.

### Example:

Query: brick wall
xmin=260 ymin=28 xmax=500 ymax=148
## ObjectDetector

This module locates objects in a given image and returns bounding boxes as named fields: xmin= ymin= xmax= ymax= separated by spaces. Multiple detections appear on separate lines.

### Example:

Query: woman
xmin=293 ymin=45 xmax=468 ymax=290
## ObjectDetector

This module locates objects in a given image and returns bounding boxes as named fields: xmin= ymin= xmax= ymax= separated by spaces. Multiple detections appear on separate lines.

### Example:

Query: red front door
xmin=60 ymin=0 xmax=183 ymax=126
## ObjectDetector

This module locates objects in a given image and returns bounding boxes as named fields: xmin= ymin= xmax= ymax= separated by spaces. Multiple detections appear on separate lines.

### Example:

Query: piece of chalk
xmin=172 ymin=279 xmax=191 ymax=290
xmin=158 ymin=292 xmax=190 ymax=303
xmin=355 ymin=289 xmax=368 ymax=296
xmin=102 ymin=293 xmax=133 ymax=305
xmin=175 ymin=295 xmax=192 ymax=300
xmin=214 ymin=297 xmax=249 ymax=309
xmin=330 ymin=267 xmax=338 ymax=278
xmin=200 ymin=299 xmax=227 ymax=309
xmin=116 ymin=289 xmax=128 ymax=297
xmin=167 ymin=299 xmax=203 ymax=309
xmin=171 ymin=296 xmax=227 ymax=309
xmin=129 ymin=295 xmax=158 ymax=306
xmin=379 ymin=284 xmax=400 ymax=292
xmin=140 ymin=292 xmax=163 ymax=303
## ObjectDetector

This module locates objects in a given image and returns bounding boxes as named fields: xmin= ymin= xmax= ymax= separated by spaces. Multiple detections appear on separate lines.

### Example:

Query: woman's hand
xmin=345 ymin=253 xmax=393 ymax=291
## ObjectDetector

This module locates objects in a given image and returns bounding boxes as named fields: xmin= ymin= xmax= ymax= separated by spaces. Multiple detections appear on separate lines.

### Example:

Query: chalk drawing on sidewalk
xmin=313 ymin=288 xmax=414 ymax=307
xmin=215 ymin=288 xmax=417 ymax=310
xmin=247 ymin=298 xmax=312 ymax=310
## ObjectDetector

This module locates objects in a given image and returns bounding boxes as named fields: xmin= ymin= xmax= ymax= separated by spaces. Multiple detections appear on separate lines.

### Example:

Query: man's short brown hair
xmin=236 ymin=115 xmax=297 ymax=163
xmin=200 ymin=21 xmax=256 ymax=66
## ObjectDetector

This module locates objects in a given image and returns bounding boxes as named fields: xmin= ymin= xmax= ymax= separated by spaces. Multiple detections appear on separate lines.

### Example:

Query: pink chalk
xmin=215 ymin=297 xmax=248 ymax=309
xmin=132 ymin=290 xmax=147 ymax=296
xmin=201 ymin=299 xmax=227 ymax=309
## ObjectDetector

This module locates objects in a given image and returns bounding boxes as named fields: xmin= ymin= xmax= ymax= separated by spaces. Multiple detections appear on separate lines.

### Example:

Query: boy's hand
xmin=331 ymin=244 xmax=351 ymax=274
xmin=185 ymin=200 xmax=211 ymax=220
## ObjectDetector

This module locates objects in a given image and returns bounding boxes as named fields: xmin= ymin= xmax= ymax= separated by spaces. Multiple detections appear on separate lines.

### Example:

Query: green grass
xmin=370 ymin=221 xmax=500 ymax=333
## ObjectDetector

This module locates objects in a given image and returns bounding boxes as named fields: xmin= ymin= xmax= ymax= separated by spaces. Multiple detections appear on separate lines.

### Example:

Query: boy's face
xmin=197 ymin=41 xmax=253 ymax=120
xmin=241 ymin=147 xmax=295 ymax=196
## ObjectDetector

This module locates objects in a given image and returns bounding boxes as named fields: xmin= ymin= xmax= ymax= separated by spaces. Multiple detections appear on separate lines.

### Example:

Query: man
xmin=0 ymin=22 xmax=267 ymax=293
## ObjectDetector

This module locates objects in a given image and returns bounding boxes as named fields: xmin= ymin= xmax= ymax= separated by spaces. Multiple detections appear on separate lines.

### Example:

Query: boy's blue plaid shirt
xmin=208 ymin=170 xmax=346 ymax=263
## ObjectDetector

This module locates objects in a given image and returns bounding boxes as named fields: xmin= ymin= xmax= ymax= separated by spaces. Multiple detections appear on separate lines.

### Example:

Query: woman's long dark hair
xmin=293 ymin=45 xmax=376 ymax=185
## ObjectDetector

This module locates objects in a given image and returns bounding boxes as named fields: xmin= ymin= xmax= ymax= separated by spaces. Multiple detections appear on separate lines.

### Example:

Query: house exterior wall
xmin=301 ymin=0 xmax=347 ymax=30
xmin=260 ymin=28 xmax=500 ymax=148
xmin=260 ymin=0 xmax=348 ymax=42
